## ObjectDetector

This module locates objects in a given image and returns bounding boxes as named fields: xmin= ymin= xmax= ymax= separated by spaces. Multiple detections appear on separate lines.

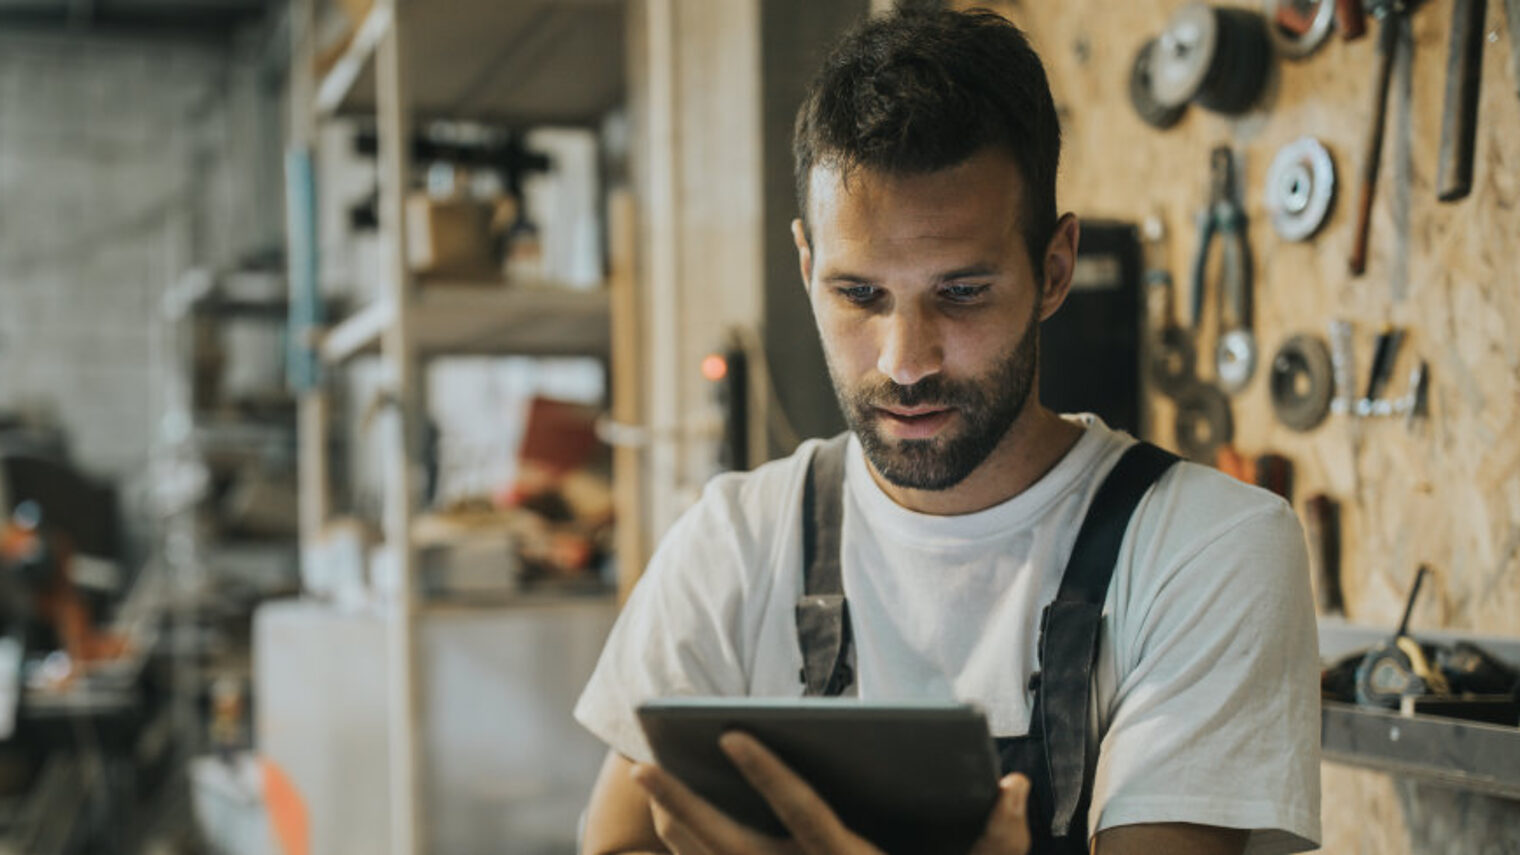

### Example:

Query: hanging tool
xmin=1403 ymin=360 xmax=1430 ymax=428
xmin=1363 ymin=326 xmax=1406 ymax=402
xmin=1266 ymin=137 xmax=1337 ymax=241
xmin=1152 ymin=3 xmax=1274 ymax=115
xmin=1254 ymin=453 xmax=1294 ymax=500
xmin=1355 ymin=566 xmax=1451 ymax=708
xmin=1142 ymin=217 xmax=1196 ymax=398
xmin=1130 ymin=38 xmax=1189 ymax=129
xmin=1191 ymin=147 xmax=1256 ymax=394
xmin=1336 ymin=0 xmax=1367 ymax=39
xmin=1265 ymin=0 xmax=1338 ymax=59
xmin=1332 ymin=322 xmax=1430 ymax=424
xmin=1328 ymin=319 xmax=1356 ymax=415
xmin=1506 ymin=0 xmax=1520 ymax=101
xmin=1174 ymin=383 xmax=1234 ymax=462
xmin=1349 ymin=0 xmax=1423 ymax=276
xmin=1437 ymin=0 xmax=1487 ymax=202
xmin=1270 ymin=333 xmax=1335 ymax=431
xmin=1304 ymin=494 xmax=1344 ymax=615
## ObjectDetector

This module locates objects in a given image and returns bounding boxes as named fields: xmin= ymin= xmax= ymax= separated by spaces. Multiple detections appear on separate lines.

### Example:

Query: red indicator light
xmin=701 ymin=354 xmax=728 ymax=382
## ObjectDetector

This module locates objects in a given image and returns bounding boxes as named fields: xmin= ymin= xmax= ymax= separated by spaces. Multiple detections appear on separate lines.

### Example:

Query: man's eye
xmin=836 ymin=285 xmax=880 ymax=305
xmin=941 ymin=283 xmax=989 ymax=302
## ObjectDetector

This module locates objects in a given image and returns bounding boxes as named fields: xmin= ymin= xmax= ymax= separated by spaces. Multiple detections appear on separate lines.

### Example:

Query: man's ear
xmin=791 ymin=218 xmax=813 ymax=292
xmin=1038 ymin=213 xmax=1080 ymax=322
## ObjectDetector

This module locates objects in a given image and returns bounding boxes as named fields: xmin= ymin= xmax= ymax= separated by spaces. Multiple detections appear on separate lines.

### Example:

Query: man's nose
xmin=876 ymin=305 xmax=942 ymax=387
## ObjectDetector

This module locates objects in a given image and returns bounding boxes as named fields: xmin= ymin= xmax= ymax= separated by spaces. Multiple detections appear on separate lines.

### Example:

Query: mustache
xmin=857 ymin=376 xmax=977 ymax=409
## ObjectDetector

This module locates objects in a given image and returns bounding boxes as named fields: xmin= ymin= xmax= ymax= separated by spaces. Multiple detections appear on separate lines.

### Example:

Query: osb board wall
xmin=961 ymin=0 xmax=1520 ymax=850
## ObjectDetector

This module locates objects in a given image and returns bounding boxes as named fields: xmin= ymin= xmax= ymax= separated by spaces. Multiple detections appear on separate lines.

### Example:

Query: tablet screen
xmin=637 ymin=697 xmax=1000 ymax=853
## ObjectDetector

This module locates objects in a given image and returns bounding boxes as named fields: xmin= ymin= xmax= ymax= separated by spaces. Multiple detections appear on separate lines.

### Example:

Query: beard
xmin=829 ymin=308 xmax=1040 ymax=492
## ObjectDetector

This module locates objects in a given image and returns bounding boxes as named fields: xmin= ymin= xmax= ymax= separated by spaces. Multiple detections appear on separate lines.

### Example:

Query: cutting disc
xmin=1174 ymin=382 xmax=1234 ymax=462
xmin=1149 ymin=325 xmax=1197 ymax=397
xmin=1153 ymin=3 xmax=1272 ymax=114
xmin=1270 ymin=333 xmax=1335 ymax=431
xmin=1266 ymin=137 xmax=1336 ymax=241
xmin=1152 ymin=2 xmax=1219 ymax=108
xmin=1130 ymin=38 xmax=1188 ymax=129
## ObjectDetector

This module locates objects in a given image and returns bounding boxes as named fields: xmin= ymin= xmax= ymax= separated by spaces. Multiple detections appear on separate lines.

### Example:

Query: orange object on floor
xmin=261 ymin=758 xmax=309 ymax=855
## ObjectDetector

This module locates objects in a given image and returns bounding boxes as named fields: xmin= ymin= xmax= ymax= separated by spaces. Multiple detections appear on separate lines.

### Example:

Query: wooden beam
xmin=374 ymin=2 xmax=423 ymax=852
xmin=608 ymin=187 xmax=648 ymax=603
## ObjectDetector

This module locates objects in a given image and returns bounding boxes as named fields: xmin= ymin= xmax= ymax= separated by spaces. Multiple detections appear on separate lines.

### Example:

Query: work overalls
xmin=795 ymin=434 xmax=1178 ymax=854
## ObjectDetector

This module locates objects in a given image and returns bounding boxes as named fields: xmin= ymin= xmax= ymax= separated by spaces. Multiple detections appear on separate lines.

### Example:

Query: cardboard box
xmin=405 ymin=194 xmax=499 ymax=279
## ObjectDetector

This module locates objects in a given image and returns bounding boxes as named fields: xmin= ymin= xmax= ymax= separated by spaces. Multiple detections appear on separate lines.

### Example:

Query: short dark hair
xmin=793 ymin=8 xmax=1061 ymax=270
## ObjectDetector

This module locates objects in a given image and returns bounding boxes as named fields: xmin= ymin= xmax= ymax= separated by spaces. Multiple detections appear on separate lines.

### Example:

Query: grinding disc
xmin=1270 ymin=333 xmax=1335 ymax=431
xmin=1266 ymin=137 xmax=1336 ymax=242
xmin=1149 ymin=325 xmax=1197 ymax=397
xmin=1195 ymin=7 xmax=1273 ymax=114
xmin=1153 ymin=3 xmax=1272 ymax=114
xmin=1174 ymin=382 xmax=1234 ymax=462
xmin=1264 ymin=0 xmax=1337 ymax=59
xmin=1216 ymin=328 xmax=1258 ymax=393
xmin=1152 ymin=2 xmax=1219 ymax=108
xmin=1130 ymin=38 xmax=1188 ymax=130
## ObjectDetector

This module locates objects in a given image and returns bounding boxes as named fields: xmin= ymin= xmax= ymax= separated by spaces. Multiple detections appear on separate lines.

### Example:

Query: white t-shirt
xmin=575 ymin=416 xmax=1322 ymax=852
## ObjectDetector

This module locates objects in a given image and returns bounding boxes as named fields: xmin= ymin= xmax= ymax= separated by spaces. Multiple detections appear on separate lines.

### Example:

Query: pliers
xmin=1190 ymin=146 xmax=1256 ymax=393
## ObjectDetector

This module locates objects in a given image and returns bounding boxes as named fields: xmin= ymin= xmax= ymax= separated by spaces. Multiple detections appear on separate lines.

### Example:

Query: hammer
xmin=1437 ymin=0 xmax=1487 ymax=202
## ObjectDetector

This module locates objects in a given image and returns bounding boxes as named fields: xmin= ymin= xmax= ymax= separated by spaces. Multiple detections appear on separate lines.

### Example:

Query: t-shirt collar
xmin=843 ymin=413 xmax=1115 ymax=547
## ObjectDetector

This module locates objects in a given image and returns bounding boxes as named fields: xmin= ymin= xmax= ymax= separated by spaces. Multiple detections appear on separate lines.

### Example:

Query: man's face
xmin=793 ymin=148 xmax=1054 ymax=492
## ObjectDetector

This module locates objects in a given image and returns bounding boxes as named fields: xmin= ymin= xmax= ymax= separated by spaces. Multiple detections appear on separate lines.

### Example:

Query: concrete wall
xmin=0 ymin=28 xmax=282 ymax=485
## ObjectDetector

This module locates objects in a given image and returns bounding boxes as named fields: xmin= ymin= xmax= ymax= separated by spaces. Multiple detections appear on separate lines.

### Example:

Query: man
xmin=576 ymin=9 xmax=1320 ymax=854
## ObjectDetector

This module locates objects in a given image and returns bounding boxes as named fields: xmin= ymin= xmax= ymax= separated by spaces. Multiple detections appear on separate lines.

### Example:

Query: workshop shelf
xmin=1321 ymin=701 xmax=1520 ymax=800
xmin=319 ymin=282 xmax=610 ymax=364
xmin=315 ymin=2 xmax=393 ymax=116
xmin=316 ymin=0 xmax=623 ymax=126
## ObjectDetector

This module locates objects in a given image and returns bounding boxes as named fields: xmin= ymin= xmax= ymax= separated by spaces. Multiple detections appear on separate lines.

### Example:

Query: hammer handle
xmin=1438 ymin=0 xmax=1487 ymax=202
xmin=1351 ymin=19 xmax=1399 ymax=276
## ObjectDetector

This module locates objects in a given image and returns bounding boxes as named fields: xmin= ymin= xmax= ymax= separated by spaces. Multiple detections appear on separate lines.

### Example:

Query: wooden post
xmin=608 ymin=187 xmax=648 ymax=602
xmin=374 ymin=1 xmax=423 ymax=851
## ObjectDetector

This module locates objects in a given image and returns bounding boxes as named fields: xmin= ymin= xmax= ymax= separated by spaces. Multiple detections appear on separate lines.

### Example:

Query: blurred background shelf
xmin=315 ymin=0 xmax=624 ymax=126
xmin=1321 ymin=702 xmax=1520 ymax=800
xmin=320 ymin=283 xmax=610 ymax=364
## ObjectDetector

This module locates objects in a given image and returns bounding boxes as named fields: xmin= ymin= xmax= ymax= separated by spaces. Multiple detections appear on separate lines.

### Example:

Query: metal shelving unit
xmin=1321 ymin=702 xmax=1520 ymax=799
xmin=283 ymin=2 xmax=626 ymax=852
xmin=1317 ymin=618 xmax=1520 ymax=800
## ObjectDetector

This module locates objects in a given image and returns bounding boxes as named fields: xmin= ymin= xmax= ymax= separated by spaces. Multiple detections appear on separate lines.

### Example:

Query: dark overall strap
xmin=1038 ymin=440 xmax=1178 ymax=838
xmin=797 ymin=432 xmax=854 ymax=696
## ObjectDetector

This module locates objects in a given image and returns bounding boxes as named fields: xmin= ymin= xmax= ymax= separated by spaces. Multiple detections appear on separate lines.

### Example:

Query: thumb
xmin=968 ymin=773 xmax=1032 ymax=855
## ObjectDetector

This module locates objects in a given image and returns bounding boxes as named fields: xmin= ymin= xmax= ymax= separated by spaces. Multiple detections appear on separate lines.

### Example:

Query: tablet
xmin=636 ymin=697 xmax=1000 ymax=853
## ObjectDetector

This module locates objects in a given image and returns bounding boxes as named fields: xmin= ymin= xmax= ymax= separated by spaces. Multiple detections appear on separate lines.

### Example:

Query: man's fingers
xmin=631 ymin=762 xmax=787 ymax=854
xmin=718 ymin=731 xmax=875 ymax=854
xmin=649 ymin=801 xmax=716 ymax=855
xmin=968 ymin=773 xmax=1032 ymax=855
xmin=629 ymin=763 xmax=733 ymax=845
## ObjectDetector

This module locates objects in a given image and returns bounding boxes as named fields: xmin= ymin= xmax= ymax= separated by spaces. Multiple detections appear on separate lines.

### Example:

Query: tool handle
xmin=1438 ymin=0 xmax=1487 ymax=202
xmin=1190 ymin=210 xmax=1215 ymax=328
xmin=1220 ymin=221 xmax=1253 ymax=330
xmin=1305 ymin=495 xmax=1344 ymax=615
xmin=1506 ymin=0 xmax=1520 ymax=101
xmin=1396 ymin=565 xmax=1430 ymax=637
xmin=1350 ymin=19 xmax=1399 ymax=276
xmin=1365 ymin=327 xmax=1406 ymax=400
xmin=1337 ymin=0 xmax=1367 ymax=39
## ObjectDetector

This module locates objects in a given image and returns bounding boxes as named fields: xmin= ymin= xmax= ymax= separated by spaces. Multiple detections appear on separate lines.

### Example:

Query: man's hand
xmin=630 ymin=731 xmax=1031 ymax=855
